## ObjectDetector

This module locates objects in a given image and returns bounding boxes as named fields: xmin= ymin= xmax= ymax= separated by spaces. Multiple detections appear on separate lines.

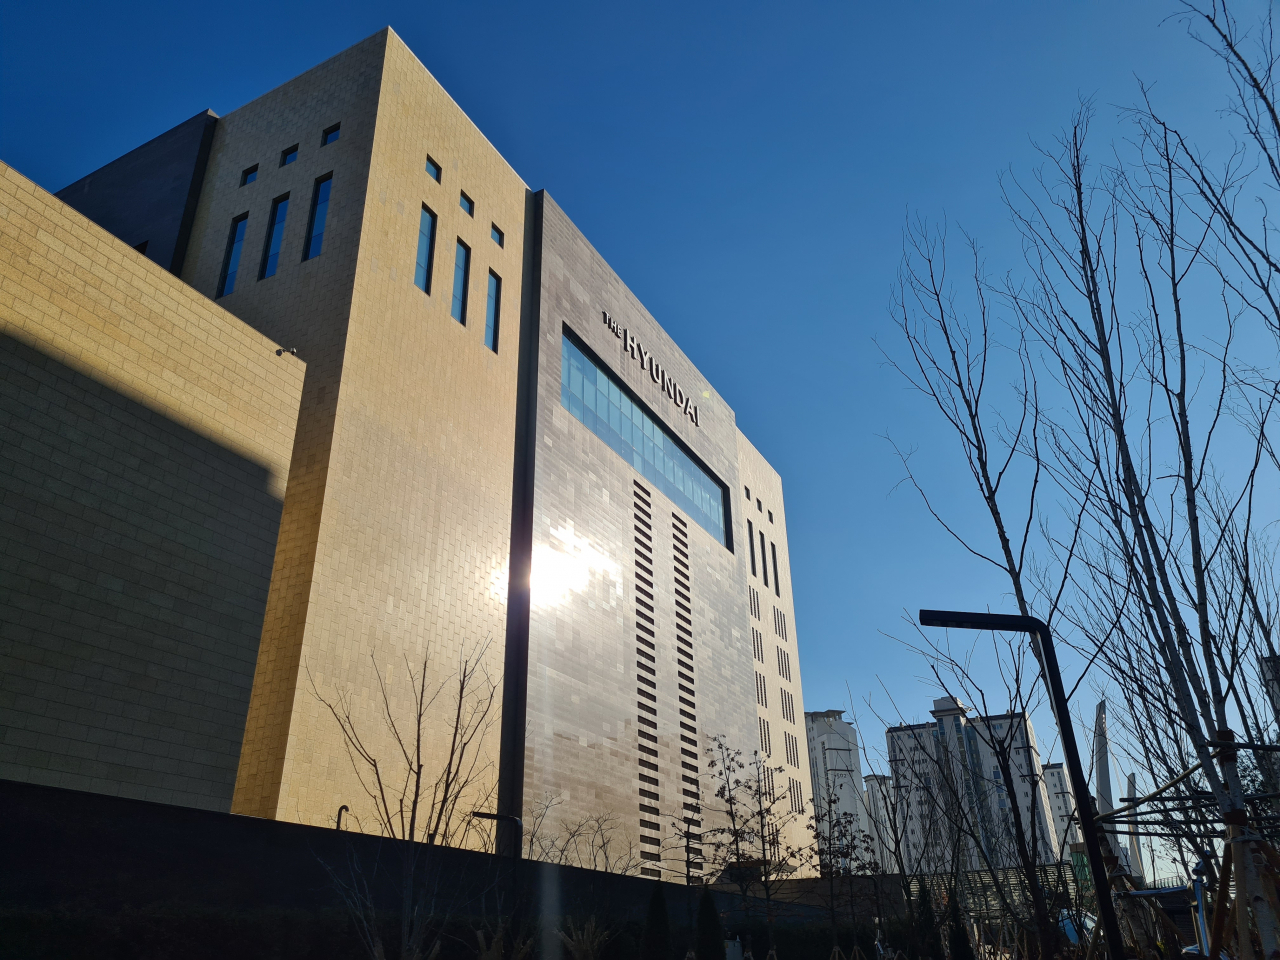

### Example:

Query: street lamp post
xmin=918 ymin=609 xmax=1126 ymax=960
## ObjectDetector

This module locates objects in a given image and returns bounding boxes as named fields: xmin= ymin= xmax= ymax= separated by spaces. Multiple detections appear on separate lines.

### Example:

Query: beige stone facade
xmin=0 ymin=161 xmax=304 ymax=808
xmin=172 ymin=30 xmax=526 ymax=827
xmin=737 ymin=431 xmax=813 ymax=862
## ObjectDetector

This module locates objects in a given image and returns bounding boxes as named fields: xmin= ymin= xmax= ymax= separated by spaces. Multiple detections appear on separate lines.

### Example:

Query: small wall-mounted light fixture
xmin=275 ymin=347 xmax=298 ymax=356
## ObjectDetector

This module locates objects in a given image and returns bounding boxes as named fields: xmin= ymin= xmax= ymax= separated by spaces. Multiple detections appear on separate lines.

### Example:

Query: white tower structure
xmin=1093 ymin=699 xmax=1135 ymax=874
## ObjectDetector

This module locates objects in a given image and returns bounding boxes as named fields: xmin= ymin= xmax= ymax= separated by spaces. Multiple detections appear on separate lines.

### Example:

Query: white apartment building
xmin=1042 ymin=762 xmax=1079 ymax=858
xmin=863 ymin=773 xmax=895 ymax=872
xmin=886 ymin=697 xmax=1059 ymax=874
xmin=805 ymin=710 xmax=864 ymax=871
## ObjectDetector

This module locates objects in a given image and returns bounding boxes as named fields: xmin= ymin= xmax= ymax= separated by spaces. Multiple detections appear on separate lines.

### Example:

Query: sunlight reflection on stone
xmin=530 ymin=522 xmax=621 ymax=610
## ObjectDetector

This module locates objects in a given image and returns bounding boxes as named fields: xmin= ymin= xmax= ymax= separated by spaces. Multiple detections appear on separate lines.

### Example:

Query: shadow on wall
xmin=0 ymin=331 xmax=283 ymax=811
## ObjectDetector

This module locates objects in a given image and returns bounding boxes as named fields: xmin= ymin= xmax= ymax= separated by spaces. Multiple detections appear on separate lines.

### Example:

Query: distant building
xmin=805 ymin=710 xmax=864 ymax=871
xmin=863 ymin=773 xmax=895 ymax=871
xmin=886 ymin=697 xmax=1059 ymax=874
xmin=1042 ymin=762 xmax=1079 ymax=856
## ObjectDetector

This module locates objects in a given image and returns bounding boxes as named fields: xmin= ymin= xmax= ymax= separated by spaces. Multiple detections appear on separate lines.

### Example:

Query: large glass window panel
xmin=560 ymin=333 xmax=728 ymax=545
xmin=451 ymin=240 xmax=470 ymax=323
xmin=260 ymin=194 xmax=289 ymax=279
xmin=415 ymin=206 xmax=437 ymax=293
xmin=217 ymin=215 xmax=248 ymax=298
xmin=485 ymin=271 xmax=500 ymax=352
xmin=304 ymin=175 xmax=332 ymax=260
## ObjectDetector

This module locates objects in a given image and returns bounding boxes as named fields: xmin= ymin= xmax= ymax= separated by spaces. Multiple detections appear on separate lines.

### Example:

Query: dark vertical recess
xmin=170 ymin=114 xmax=218 ymax=276
xmin=496 ymin=189 xmax=544 ymax=858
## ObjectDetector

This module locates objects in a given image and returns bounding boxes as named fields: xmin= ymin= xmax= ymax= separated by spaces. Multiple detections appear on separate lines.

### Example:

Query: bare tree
xmin=701 ymin=734 xmax=805 ymax=951
xmin=886 ymin=0 xmax=1280 ymax=940
xmin=522 ymin=792 xmax=643 ymax=875
xmin=310 ymin=640 xmax=499 ymax=960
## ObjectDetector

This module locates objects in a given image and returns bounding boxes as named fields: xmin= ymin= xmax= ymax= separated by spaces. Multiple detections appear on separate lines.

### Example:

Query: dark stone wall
xmin=54 ymin=110 xmax=218 ymax=274
xmin=0 ymin=777 xmax=787 ymax=922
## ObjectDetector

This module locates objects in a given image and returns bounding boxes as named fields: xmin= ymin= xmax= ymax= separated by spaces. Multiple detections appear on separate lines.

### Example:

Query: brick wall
xmin=0 ymin=161 xmax=304 ymax=810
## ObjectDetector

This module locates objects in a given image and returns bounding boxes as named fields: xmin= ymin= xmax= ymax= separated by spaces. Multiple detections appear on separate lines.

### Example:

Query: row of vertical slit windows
xmin=217 ymin=175 xmax=331 ymax=298
xmin=633 ymin=481 xmax=662 ymax=880
xmin=561 ymin=332 xmax=728 ymax=545
xmin=746 ymin=515 xmax=782 ymax=596
xmin=413 ymin=208 xmax=499 ymax=353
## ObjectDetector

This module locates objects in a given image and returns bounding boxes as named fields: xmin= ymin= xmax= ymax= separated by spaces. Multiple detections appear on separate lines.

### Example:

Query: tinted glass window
xmin=260 ymin=195 xmax=289 ymax=279
xmin=560 ymin=333 xmax=727 ymax=545
xmin=491 ymin=224 xmax=504 ymax=247
xmin=459 ymin=192 xmax=474 ymax=216
xmin=241 ymin=165 xmax=258 ymax=186
xmin=217 ymin=215 xmax=248 ymax=297
xmin=322 ymin=124 xmax=340 ymax=145
xmin=451 ymin=241 xmax=470 ymax=323
xmin=281 ymin=145 xmax=298 ymax=166
xmin=304 ymin=175 xmax=332 ymax=260
xmin=425 ymin=156 xmax=441 ymax=182
xmin=415 ymin=206 xmax=437 ymax=293
xmin=485 ymin=271 xmax=500 ymax=352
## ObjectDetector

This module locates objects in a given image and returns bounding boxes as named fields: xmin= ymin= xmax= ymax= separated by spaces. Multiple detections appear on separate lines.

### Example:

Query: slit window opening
xmin=281 ymin=144 xmax=298 ymax=166
xmin=217 ymin=214 xmax=248 ymax=297
xmin=748 ymin=520 xmax=756 ymax=576
xmin=415 ymin=205 xmax=437 ymax=293
xmin=560 ymin=331 xmax=729 ymax=545
xmin=322 ymin=123 xmax=340 ymax=145
xmin=260 ymin=194 xmax=289 ymax=279
xmin=240 ymin=165 xmax=258 ymax=186
xmin=459 ymin=191 xmax=474 ymax=216
xmin=425 ymin=156 xmax=441 ymax=182
xmin=485 ymin=271 xmax=500 ymax=352
xmin=771 ymin=541 xmax=781 ymax=597
xmin=303 ymin=174 xmax=332 ymax=261
xmin=760 ymin=532 xmax=769 ymax=587
xmin=491 ymin=223 xmax=504 ymax=247
xmin=451 ymin=240 xmax=470 ymax=323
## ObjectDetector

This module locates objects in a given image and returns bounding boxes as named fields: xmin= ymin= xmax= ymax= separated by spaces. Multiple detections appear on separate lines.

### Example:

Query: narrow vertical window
xmin=217 ymin=214 xmax=248 ymax=297
xmin=451 ymin=240 xmax=470 ymax=323
xmin=259 ymin=194 xmax=289 ymax=279
xmin=240 ymin=165 xmax=258 ymax=186
xmin=485 ymin=271 xmax=501 ymax=352
xmin=747 ymin=520 xmax=756 ymax=576
xmin=281 ymin=144 xmax=298 ymax=166
xmin=459 ymin=191 xmax=474 ymax=216
xmin=304 ymin=174 xmax=332 ymax=261
xmin=759 ymin=531 xmax=769 ymax=587
xmin=415 ymin=205 xmax=437 ymax=293
xmin=321 ymin=123 xmax=340 ymax=145
xmin=491 ymin=224 xmax=504 ymax=247
xmin=425 ymin=155 xmax=442 ymax=182
xmin=770 ymin=542 xmax=781 ymax=597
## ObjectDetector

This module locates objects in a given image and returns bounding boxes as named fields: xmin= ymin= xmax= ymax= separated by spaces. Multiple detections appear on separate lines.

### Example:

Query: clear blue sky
xmin=0 ymin=1 xmax=1246 ymax=768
